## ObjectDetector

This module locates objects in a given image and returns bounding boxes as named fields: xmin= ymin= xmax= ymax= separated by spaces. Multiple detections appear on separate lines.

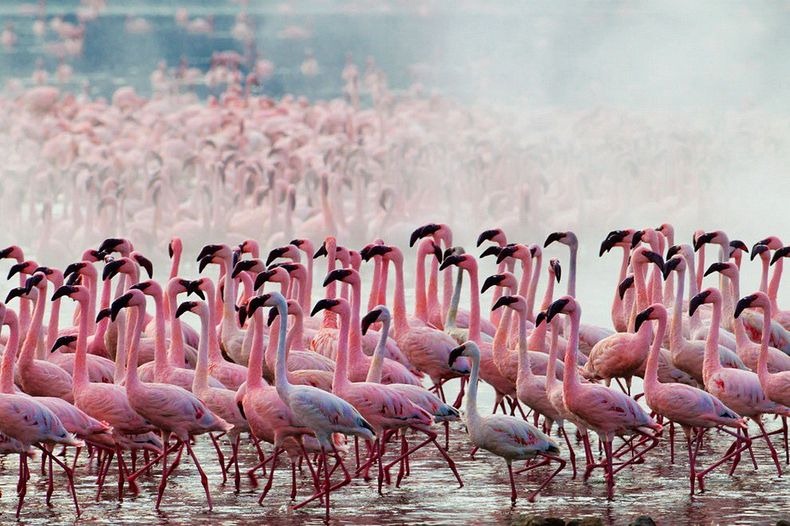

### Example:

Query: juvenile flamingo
xmin=448 ymin=341 xmax=564 ymax=503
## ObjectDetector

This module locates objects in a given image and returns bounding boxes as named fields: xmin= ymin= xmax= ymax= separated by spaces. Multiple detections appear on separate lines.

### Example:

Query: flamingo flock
xmin=0 ymin=224 xmax=787 ymax=520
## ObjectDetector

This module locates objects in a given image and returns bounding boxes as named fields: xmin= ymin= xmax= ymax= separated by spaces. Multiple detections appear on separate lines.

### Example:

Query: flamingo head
xmin=476 ymin=228 xmax=507 ymax=247
xmin=734 ymin=291 xmax=770 ymax=318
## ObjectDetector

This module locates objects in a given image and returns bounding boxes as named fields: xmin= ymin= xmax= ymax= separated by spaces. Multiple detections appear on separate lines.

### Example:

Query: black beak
xmin=96 ymin=308 xmax=111 ymax=323
xmin=479 ymin=246 xmax=501 ymax=259
xmin=432 ymin=243 xmax=443 ymax=262
xmin=492 ymin=295 xmax=518 ymax=311
xmin=618 ymin=276 xmax=634 ymax=299
xmin=130 ymin=282 xmax=152 ymax=293
xmin=535 ymin=311 xmax=547 ymax=326
xmin=495 ymin=246 xmax=516 ymax=264
xmin=546 ymin=298 xmax=570 ymax=321
xmin=232 ymin=259 xmax=260 ymax=278
xmin=323 ymin=269 xmax=353 ymax=287
xmin=750 ymin=244 xmax=768 ymax=261
xmin=688 ymin=291 xmax=711 ymax=317
xmin=634 ymin=307 xmax=654 ymax=332
xmin=550 ymin=259 xmax=561 ymax=283
xmin=110 ymin=292 xmax=133 ymax=321
xmin=729 ymin=240 xmax=748 ymax=255
xmin=770 ymin=246 xmax=790 ymax=266
xmin=481 ymin=274 xmax=505 ymax=294
xmin=197 ymin=255 xmax=213 ymax=273
xmin=51 ymin=335 xmax=78 ymax=353
xmin=289 ymin=239 xmax=305 ymax=248
xmin=476 ymin=229 xmax=500 ymax=247
xmin=599 ymin=238 xmax=613 ymax=257
xmin=662 ymin=257 xmax=681 ymax=280
xmin=196 ymin=244 xmax=222 ymax=262
xmin=704 ymin=262 xmax=729 ymax=277
xmin=102 ymin=259 xmax=125 ymax=281
xmin=448 ymin=344 xmax=466 ymax=367
xmin=734 ymin=295 xmax=757 ymax=319
xmin=630 ymin=230 xmax=645 ymax=249
xmin=51 ymin=285 xmax=77 ymax=301
xmin=7 ymin=262 xmax=28 ymax=279
xmin=133 ymin=254 xmax=153 ymax=279
xmin=311 ymin=299 xmax=339 ymax=317
xmin=313 ymin=242 xmax=328 ymax=259
xmin=186 ymin=281 xmax=205 ymax=299
xmin=5 ymin=287 xmax=27 ymax=303
xmin=362 ymin=245 xmax=392 ymax=261
xmin=693 ymin=232 xmax=715 ymax=252
xmin=266 ymin=246 xmax=289 ymax=266
xmin=254 ymin=270 xmax=276 ymax=290
xmin=63 ymin=262 xmax=85 ymax=279
xmin=247 ymin=294 xmax=270 ymax=316
xmin=439 ymin=254 xmax=463 ymax=271
xmin=361 ymin=308 xmax=382 ymax=335
xmin=544 ymin=231 xmax=566 ymax=248
xmin=98 ymin=238 xmax=124 ymax=254
xmin=175 ymin=302 xmax=197 ymax=318
xmin=168 ymin=240 xmax=174 ymax=258
xmin=666 ymin=245 xmax=681 ymax=259
xmin=24 ymin=274 xmax=43 ymax=291
xmin=266 ymin=306 xmax=280 ymax=327
xmin=643 ymin=251 xmax=665 ymax=271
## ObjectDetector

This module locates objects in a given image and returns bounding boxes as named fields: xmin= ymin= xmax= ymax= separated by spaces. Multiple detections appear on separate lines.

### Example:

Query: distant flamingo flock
xmin=0 ymin=224 xmax=787 ymax=519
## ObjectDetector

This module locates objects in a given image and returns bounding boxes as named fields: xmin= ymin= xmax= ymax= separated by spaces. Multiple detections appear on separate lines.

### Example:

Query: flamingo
xmin=546 ymin=295 xmax=661 ymax=500
xmin=257 ymin=292 xmax=375 ymax=520
xmin=111 ymin=289 xmax=232 ymax=510
xmin=689 ymin=289 xmax=790 ymax=477
xmin=448 ymin=341 xmax=564 ymax=503
xmin=634 ymin=303 xmax=748 ymax=494
xmin=176 ymin=300 xmax=250 ymax=491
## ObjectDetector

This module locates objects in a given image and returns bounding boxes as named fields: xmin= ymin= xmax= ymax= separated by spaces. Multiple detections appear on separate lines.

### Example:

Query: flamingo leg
xmin=209 ymin=432 xmax=227 ymax=484
xmin=155 ymin=433 xmax=172 ymax=510
xmin=527 ymin=454 xmax=566 ymax=502
xmin=36 ymin=444 xmax=81 ymax=517
xmin=507 ymin=461 xmax=517 ymax=503
xmin=259 ymin=447 xmax=281 ymax=504
xmin=755 ymin=418 xmax=783 ymax=476
xmin=697 ymin=426 xmax=751 ymax=491
xmin=16 ymin=452 xmax=28 ymax=518
xmin=560 ymin=426 xmax=578 ymax=478
xmin=184 ymin=438 xmax=213 ymax=510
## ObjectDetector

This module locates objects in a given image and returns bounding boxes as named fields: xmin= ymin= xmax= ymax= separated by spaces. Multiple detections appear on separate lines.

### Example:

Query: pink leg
xmin=507 ymin=461 xmax=518 ymax=503
xmin=155 ymin=432 xmax=172 ymax=510
xmin=185 ymin=438 xmax=213 ymax=510
xmin=16 ymin=453 xmax=28 ymax=518
xmin=560 ymin=426 xmax=578 ymax=478
xmin=755 ymin=418 xmax=783 ymax=476
xmin=209 ymin=433 xmax=227 ymax=484
xmin=37 ymin=445 xmax=81 ymax=517
xmin=259 ymin=447 xmax=281 ymax=504
xmin=527 ymin=454 xmax=566 ymax=502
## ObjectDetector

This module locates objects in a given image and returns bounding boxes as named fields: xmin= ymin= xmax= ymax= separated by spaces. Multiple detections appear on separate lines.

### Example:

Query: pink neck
xmin=331 ymin=309 xmax=351 ymax=390
xmin=0 ymin=312 xmax=19 ymax=393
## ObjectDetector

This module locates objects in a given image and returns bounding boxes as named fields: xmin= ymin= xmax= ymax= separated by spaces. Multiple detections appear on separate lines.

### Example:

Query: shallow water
xmin=1 ymin=405 xmax=788 ymax=525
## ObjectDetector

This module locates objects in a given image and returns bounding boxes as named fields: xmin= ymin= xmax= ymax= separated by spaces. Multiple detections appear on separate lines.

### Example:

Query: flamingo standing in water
xmin=448 ymin=341 xmax=564 ymax=503
xmin=112 ymin=289 xmax=232 ymax=510
xmin=546 ymin=295 xmax=661 ymax=500
xmin=257 ymin=292 xmax=375 ymax=520
xmin=634 ymin=303 xmax=748 ymax=494
xmin=689 ymin=289 xmax=790 ymax=478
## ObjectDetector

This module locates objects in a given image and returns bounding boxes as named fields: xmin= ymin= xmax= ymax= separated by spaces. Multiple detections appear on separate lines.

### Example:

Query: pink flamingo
xmin=261 ymin=292 xmax=376 ymax=520
xmin=635 ymin=303 xmax=748 ymax=493
xmin=662 ymin=254 xmax=746 ymax=383
xmin=546 ymin=295 xmax=661 ymax=500
xmin=599 ymin=229 xmax=637 ymax=332
xmin=6 ymin=274 xmax=74 ymax=401
xmin=689 ymin=288 xmax=790 ymax=477
xmin=0 ymin=245 xmax=32 ymax=333
xmin=112 ymin=289 xmax=232 ymax=510
xmin=363 ymin=244 xmax=470 ymax=404
xmin=312 ymin=296 xmax=433 ymax=493
xmin=177 ymin=300 xmax=250 ymax=491
xmin=448 ymin=341 xmax=564 ymax=503
xmin=134 ymin=279 xmax=225 ymax=390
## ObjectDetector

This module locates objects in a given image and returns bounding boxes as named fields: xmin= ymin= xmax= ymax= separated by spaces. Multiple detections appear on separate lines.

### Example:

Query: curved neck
xmin=192 ymin=309 xmax=211 ymax=392
xmin=427 ymin=257 xmax=440 ymax=324
xmin=365 ymin=316 xmax=390 ymax=383
xmin=377 ymin=259 xmax=388 ymax=306
xmin=348 ymin=281 xmax=364 ymax=363
xmin=544 ymin=319 xmax=560 ymax=391
xmin=205 ymin=283 xmax=223 ymax=362
xmin=702 ymin=300 xmax=723 ymax=379
xmin=247 ymin=310 xmax=265 ymax=390
xmin=526 ymin=252 xmax=542 ymax=322
xmin=0 ymin=314 xmax=20 ymax=393
xmin=465 ymin=350 xmax=481 ymax=422
xmin=644 ymin=315 xmax=666 ymax=394
xmin=768 ymin=258 xmax=783 ymax=310
xmin=445 ymin=266 xmax=463 ymax=330
xmin=516 ymin=310 xmax=531 ymax=378
xmin=368 ymin=257 xmax=382 ymax=313
xmin=757 ymin=306 xmax=772 ymax=387
xmin=20 ymin=291 xmax=45 ymax=364
xmin=86 ymin=271 xmax=97 ymax=334
xmin=391 ymin=257 xmax=410 ymax=337
xmin=152 ymin=291 xmax=168 ymax=378
xmin=331 ymin=309 xmax=351 ymax=390
xmin=629 ymin=262 xmax=650 ymax=330
xmin=669 ymin=268 xmax=685 ymax=350
xmin=562 ymin=310 xmax=582 ymax=403
xmin=466 ymin=265 xmax=481 ymax=343
xmin=169 ymin=251 xmax=181 ymax=281
xmin=759 ymin=256 xmax=769 ymax=295
xmin=517 ymin=256 xmax=532 ymax=299
xmin=72 ymin=298 xmax=91 ymax=389
xmin=286 ymin=310 xmax=305 ymax=351
xmin=695 ymin=247 xmax=705 ymax=294
xmin=47 ymin=276 xmax=63 ymax=351
xmin=414 ymin=249 xmax=429 ymax=322
xmin=124 ymin=307 xmax=146 ymax=388
xmin=167 ymin=287 xmax=186 ymax=366
xmin=568 ymin=244 xmax=577 ymax=298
